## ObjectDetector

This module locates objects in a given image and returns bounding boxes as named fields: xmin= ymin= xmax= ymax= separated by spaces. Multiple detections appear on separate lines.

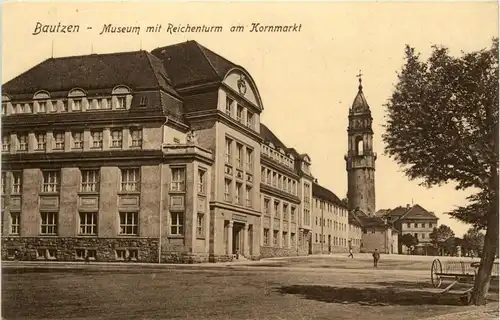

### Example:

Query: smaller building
xmin=311 ymin=181 xmax=349 ymax=254
xmin=351 ymin=209 xmax=399 ymax=254
xmin=376 ymin=204 xmax=438 ymax=255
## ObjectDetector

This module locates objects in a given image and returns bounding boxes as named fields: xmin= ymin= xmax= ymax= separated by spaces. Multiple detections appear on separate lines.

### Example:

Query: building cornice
xmin=185 ymin=109 xmax=264 ymax=143
xmin=260 ymin=183 xmax=301 ymax=204
xmin=209 ymin=201 xmax=262 ymax=217
xmin=1 ymin=150 xmax=164 ymax=168
xmin=161 ymin=144 xmax=214 ymax=166
xmin=1 ymin=111 xmax=167 ymax=130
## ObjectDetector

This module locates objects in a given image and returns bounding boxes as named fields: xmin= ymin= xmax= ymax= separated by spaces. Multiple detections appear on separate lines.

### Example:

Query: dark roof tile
xmin=3 ymin=51 xmax=178 ymax=96
xmin=312 ymin=183 xmax=346 ymax=208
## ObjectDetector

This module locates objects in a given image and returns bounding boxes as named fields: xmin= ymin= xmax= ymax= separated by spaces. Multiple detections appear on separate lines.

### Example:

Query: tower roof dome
xmin=351 ymin=75 xmax=370 ymax=113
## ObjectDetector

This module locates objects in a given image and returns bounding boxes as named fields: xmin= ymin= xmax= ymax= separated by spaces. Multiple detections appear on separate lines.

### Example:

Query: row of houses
xmin=0 ymin=40 xmax=438 ymax=263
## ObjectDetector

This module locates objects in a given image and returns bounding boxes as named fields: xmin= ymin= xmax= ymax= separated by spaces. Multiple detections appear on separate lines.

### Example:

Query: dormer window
xmin=140 ymin=97 xmax=148 ymax=106
xmin=38 ymin=101 xmax=47 ymax=113
xmin=72 ymin=99 xmax=82 ymax=111
xmin=117 ymin=96 xmax=126 ymax=109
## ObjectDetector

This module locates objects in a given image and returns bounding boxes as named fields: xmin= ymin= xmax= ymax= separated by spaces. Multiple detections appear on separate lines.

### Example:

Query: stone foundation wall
xmin=259 ymin=246 xmax=302 ymax=258
xmin=162 ymin=252 xmax=210 ymax=264
xmin=2 ymin=236 xmax=159 ymax=262
xmin=209 ymin=254 xmax=233 ymax=263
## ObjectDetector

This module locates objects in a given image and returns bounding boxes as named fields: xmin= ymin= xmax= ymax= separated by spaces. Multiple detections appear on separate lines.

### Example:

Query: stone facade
xmin=1 ymin=41 xmax=371 ymax=264
xmin=2 ymin=236 xmax=159 ymax=262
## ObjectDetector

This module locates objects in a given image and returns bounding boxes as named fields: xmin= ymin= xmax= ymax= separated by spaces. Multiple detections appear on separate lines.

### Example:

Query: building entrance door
xmin=232 ymin=222 xmax=245 ymax=257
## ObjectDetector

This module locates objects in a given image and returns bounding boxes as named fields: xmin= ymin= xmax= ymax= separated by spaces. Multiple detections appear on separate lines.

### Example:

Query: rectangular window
xmin=225 ymin=138 xmax=232 ymax=164
xmin=10 ymin=212 xmax=20 ymax=235
xmin=1 ymin=171 xmax=6 ymax=195
xmin=429 ymin=223 xmax=433 ymax=228
xmin=81 ymin=169 xmax=99 ymax=192
xmin=291 ymin=206 xmax=296 ymax=221
xmin=42 ymin=171 xmax=60 ymax=193
xmin=291 ymin=233 xmax=296 ymax=247
xmin=264 ymin=198 xmax=270 ymax=215
xmin=197 ymin=213 xmax=204 ymax=237
xmin=110 ymin=129 xmax=123 ymax=148
xmin=103 ymin=98 xmax=111 ymax=109
xmin=170 ymin=212 xmax=184 ymax=235
xmin=261 ymin=167 xmax=266 ymax=182
xmin=140 ymin=96 xmax=149 ymax=106
xmin=236 ymin=143 xmax=243 ymax=169
xmin=274 ymin=201 xmax=280 ymax=217
xmin=116 ymin=96 xmax=126 ymax=109
xmin=119 ymin=212 xmax=138 ymax=235
xmin=283 ymin=204 xmax=289 ymax=220
xmin=121 ymin=168 xmax=140 ymax=192
xmin=283 ymin=232 xmax=288 ymax=247
xmin=414 ymin=223 xmax=418 ymax=228
xmin=91 ymin=131 xmax=103 ymax=149
xmin=236 ymin=105 xmax=243 ymax=123
xmin=171 ymin=167 xmax=185 ymax=191
xmin=54 ymin=132 xmax=65 ymax=150
xmin=11 ymin=171 xmax=22 ymax=194
xmin=246 ymin=148 xmax=253 ymax=171
xmin=273 ymin=230 xmax=278 ymax=246
xmin=40 ymin=212 xmax=57 ymax=235
xmin=116 ymin=249 xmax=127 ymax=260
xmin=72 ymin=132 xmax=83 ymax=149
xmin=130 ymin=128 xmax=142 ymax=148
xmin=24 ymin=103 xmax=32 ymax=113
xmin=79 ymin=212 xmax=97 ymax=235
xmin=245 ymin=186 xmax=252 ymax=207
xmin=235 ymin=182 xmax=242 ymax=205
xmin=72 ymin=99 xmax=82 ymax=111
xmin=224 ymin=179 xmax=232 ymax=202
xmin=2 ymin=135 xmax=10 ymax=152
xmin=247 ymin=111 xmax=254 ymax=128
xmin=62 ymin=100 xmax=68 ymax=112
xmin=38 ymin=101 xmax=47 ymax=113
xmin=36 ymin=133 xmax=46 ymax=150
xmin=264 ymin=228 xmax=269 ymax=245
xmin=225 ymin=97 xmax=233 ymax=116
xmin=197 ymin=169 xmax=206 ymax=194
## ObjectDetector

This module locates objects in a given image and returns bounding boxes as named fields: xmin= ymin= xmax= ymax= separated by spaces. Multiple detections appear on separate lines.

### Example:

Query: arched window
xmin=356 ymin=138 xmax=364 ymax=155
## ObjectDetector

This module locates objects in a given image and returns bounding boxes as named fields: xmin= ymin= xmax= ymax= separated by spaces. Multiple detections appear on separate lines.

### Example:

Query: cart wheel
xmin=431 ymin=259 xmax=442 ymax=288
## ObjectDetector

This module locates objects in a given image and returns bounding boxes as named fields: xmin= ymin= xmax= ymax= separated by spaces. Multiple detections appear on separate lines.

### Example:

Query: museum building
xmin=1 ymin=40 xmax=356 ymax=263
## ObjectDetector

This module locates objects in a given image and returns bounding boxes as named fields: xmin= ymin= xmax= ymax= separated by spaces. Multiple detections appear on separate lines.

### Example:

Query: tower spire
xmin=356 ymin=70 xmax=363 ymax=91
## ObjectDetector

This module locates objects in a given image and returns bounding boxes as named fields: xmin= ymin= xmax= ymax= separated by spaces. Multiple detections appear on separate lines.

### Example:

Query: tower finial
xmin=356 ymin=70 xmax=363 ymax=91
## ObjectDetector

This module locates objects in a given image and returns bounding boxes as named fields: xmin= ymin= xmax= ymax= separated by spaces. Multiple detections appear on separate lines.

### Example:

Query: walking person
xmin=348 ymin=248 xmax=354 ymax=259
xmin=372 ymin=249 xmax=380 ymax=268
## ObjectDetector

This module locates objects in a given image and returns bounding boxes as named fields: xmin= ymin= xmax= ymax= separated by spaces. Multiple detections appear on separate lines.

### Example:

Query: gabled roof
xmin=312 ymin=183 xmax=347 ymax=209
xmin=399 ymin=204 xmax=438 ymax=221
xmin=151 ymin=40 xmax=239 ymax=89
xmin=374 ymin=209 xmax=391 ymax=217
xmin=3 ymin=51 xmax=179 ymax=97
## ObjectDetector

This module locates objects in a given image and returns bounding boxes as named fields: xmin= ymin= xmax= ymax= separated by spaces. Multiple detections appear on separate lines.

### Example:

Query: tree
xmin=383 ymin=38 xmax=499 ymax=305
xmin=400 ymin=233 xmax=419 ymax=254
xmin=463 ymin=227 xmax=486 ymax=257
xmin=429 ymin=225 xmax=455 ymax=255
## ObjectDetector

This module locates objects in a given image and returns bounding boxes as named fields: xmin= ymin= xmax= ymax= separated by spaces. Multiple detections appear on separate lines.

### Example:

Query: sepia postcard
xmin=1 ymin=1 xmax=499 ymax=319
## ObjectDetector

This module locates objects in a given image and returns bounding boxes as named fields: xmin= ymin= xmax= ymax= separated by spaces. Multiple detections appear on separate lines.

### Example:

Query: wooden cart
xmin=430 ymin=258 xmax=499 ymax=294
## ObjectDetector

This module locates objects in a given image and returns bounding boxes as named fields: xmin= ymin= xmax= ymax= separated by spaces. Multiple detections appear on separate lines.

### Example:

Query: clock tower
xmin=344 ymin=75 xmax=377 ymax=215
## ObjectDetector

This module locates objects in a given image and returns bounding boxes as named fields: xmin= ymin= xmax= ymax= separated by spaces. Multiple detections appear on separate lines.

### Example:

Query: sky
xmin=2 ymin=2 xmax=498 ymax=237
